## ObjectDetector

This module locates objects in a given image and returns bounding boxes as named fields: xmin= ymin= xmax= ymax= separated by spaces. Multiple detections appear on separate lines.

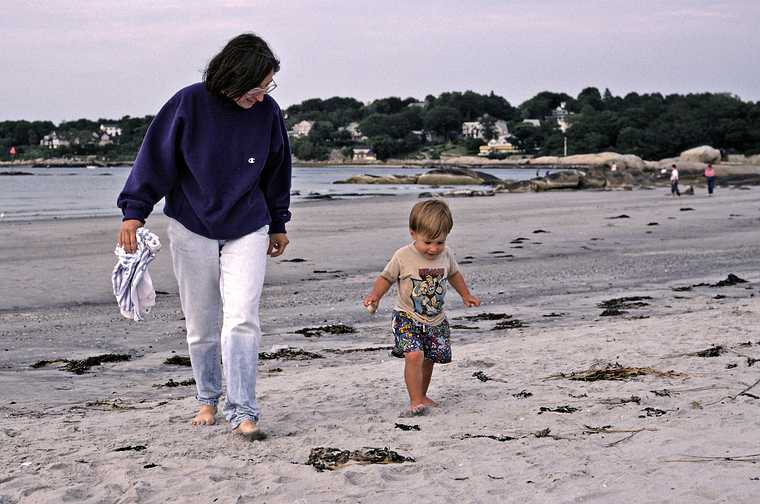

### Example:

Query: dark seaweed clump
xmin=458 ymin=312 xmax=512 ymax=321
xmin=538 ymin=405 xmax=579 ymax=414
xmin=295 ymin=324 xmax=356 ymax=338
xmin=695 ymin=345 xmax=725 ymax=358
xmin=154 ymin=378 xmax=196 ymax=388
xmin=493 ymin=319 xmax=527 ymax=329
xmin=307 ymin=447 xmax=414 ymax=472
xmin=395 ymin=423 xmax=420 ymax=431
xmin=259 ymin=348 xmax=324 ymax=360
xmin=164 ymin=355 xmax=192 ymax=366
xmin=31 ymin=354 xmax=131 ymax=375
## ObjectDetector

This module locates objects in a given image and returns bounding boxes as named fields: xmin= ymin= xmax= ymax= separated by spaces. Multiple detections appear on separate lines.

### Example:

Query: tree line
xmin=2 ymin=87 xmax=759 ymax=162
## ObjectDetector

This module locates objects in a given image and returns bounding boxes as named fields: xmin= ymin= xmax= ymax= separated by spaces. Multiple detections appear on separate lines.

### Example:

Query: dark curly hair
xmin=203 ymin=33 xmax=280 ymax=100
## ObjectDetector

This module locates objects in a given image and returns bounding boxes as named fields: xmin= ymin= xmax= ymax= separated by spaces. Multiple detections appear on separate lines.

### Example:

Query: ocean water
xmin=0 ymin=165 xmax=537 ymax=221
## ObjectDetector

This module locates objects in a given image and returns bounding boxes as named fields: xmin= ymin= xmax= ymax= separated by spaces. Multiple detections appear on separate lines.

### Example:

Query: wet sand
xmin=2 ymin=187 xmax=760 ymax=503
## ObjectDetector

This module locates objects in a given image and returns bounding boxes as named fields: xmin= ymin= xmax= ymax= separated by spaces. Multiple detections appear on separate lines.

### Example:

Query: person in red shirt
xmin=704 ymin=163 xmax=716 ymax=195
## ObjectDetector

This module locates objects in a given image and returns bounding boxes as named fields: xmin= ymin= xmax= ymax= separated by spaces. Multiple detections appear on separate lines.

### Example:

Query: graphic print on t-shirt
xmin=410 ymin=268 xmax=446 ymax=317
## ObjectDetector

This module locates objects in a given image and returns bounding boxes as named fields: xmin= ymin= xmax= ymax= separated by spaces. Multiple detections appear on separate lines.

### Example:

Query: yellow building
xmin=479 ymin=141 xmax=521 ymax=156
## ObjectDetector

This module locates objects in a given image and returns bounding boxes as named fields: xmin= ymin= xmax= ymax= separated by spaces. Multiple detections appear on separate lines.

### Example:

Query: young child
xmin=363 ymin=199 xmax=480 ymax=415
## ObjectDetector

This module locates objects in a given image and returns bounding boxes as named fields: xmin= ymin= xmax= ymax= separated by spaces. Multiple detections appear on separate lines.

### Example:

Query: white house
xmin=100 ymin=124 xmax=122 ymax=137
xmin=291 ymin=120 xmax=314 ymax=138
xmin=406 ymin=101 xmax=426 ymax=109
xmin=40 ymin=131 xmax=70 ymax=149
xmin=461 ymin=121 xmax=484 ymax=139
xmin=352 ymin=146 xmax=377 ymax=161
xmin=461 ymin=118 xmax=510 ymax=142
xmin=522 ymin=119 xmax=541 ymax=127
xmin=339 ymin=121 xmax=366 ymax=141
xmin=546 ymin=102 xmax=572 ymax=133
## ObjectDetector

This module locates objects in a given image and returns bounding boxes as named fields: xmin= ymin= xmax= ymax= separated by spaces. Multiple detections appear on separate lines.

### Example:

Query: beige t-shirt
xmin=380 ymin=244 xmax=459 ymax=325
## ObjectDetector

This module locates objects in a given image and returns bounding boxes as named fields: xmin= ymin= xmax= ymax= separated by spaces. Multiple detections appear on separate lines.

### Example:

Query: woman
xmin=116 ymin=33 xmax=291 ymax=439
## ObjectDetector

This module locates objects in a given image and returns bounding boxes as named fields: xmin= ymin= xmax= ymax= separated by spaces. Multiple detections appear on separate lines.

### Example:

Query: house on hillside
xmin=291 ymin=120 xmax=314 ymax=138
xmin=546 ymin=102 xmax=572 ymax=133
xmin=352 ymin=146 xmax=377 ymax=161
xmin=462 ymin=118 xmax=510 ymax=142
xmin=100 ymin=124 xmax=122 ymax=137
xmin=479 ymin=139 xmax=522 ymax=156
xmin=98 ymin=133 xmax=114 ymax=146
xmin=40 ymin=131 xmax=70 ymax=149
xmin=339 ymin=121 xmax=366 ymax=141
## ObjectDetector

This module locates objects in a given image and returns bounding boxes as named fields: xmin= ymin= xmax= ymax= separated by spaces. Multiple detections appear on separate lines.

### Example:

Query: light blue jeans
xmin=167 ymin=219 xmax=269 ymax=428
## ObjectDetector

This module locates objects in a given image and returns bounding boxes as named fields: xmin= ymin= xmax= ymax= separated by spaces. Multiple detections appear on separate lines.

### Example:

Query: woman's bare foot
xmin=233 ymin=419 xmax=266 ymax=440
xmin=191 ymin=405 xmax=217 ymax=426
xmin=422 ymin=397 xmax=438 ymax=407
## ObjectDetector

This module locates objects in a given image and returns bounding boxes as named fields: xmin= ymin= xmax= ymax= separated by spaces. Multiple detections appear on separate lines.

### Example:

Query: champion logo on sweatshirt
xmin=248 ymin=157 xmax=256 ymax=164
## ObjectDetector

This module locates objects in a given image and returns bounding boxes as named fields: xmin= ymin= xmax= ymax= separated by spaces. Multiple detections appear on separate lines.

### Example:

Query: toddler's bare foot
xmin=399 ymin=404 xmax=429 ymax=417
xmin=233 ymin=419 xmax=266 ymax=441
xmin=191 ymin=405 xmax=217 ymax=426
xmin=422 ymin=397 xmax=438 ymax=407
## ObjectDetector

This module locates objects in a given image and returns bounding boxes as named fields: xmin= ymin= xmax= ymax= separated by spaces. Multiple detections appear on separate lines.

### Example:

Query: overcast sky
xmin=2 ymin=0 xmax=758 ymax=122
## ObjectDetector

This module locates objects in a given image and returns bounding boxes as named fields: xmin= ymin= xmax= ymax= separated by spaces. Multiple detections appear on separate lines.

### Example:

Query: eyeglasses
xmin=243 ymin=80 xmax=277 ymax=98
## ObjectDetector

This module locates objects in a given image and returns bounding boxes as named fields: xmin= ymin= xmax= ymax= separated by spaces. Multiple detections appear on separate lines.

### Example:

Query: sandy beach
xmin=2 ymin=187 xmax=760 ymax=503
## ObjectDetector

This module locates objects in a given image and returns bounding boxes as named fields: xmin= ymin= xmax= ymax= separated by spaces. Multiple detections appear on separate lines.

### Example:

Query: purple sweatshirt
xmin=117 ymin=83 xmax=291 ymax=239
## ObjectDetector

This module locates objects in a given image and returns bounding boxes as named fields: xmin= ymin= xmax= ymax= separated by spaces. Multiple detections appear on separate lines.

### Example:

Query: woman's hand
xmin=267 ymin=233 xmax=289 ymax=257
xmin=117 ymin=219 xmax=144 ymax=253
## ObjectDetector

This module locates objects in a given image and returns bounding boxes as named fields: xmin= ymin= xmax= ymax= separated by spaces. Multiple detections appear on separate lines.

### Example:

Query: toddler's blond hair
xmin=409 ymin=199 xmax=453 ymax=240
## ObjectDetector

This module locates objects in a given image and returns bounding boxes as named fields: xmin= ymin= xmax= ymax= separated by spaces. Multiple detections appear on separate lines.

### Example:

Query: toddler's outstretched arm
xmin=364 ymin=276 xmax=392 ymax=309
xmin=449 ymin=271 xmax=480 ymax=307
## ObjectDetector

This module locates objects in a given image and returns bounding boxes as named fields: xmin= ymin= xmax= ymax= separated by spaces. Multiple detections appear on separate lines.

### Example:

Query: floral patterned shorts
xmin=391 ymin=311 xmax=451 ymax=364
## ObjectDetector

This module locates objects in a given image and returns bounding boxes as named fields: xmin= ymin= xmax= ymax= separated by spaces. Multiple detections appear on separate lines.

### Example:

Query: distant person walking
xmin=116 ymin=33 xmax=292 ymax=439
xmin=670 ymin=164 xmax=680 ymax=197
xmin=704 ymin=163 xmax=716 ymax=195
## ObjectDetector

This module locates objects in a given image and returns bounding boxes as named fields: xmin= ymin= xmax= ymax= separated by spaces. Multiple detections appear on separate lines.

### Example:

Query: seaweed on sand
xmin=538 ymin=405 xmax=579 ymax=414
xmin=672 ymin=274 xmax=748 ymax=291
xmin=164 ymin=355 xmax=191 ymax=366
xmin=295 ymin=324 xmax=356 ymax=338
xmin=598 ymin=296 xmax=652 ymax=317
xmin=153 ymin=378 xmax=196 ymax=388
xmin=597 ymin=296 xmax=652 ymax=310
xmin=547 ymin=362 xmax=685 ymax=382
xmin=598 ymin=395 xmax=641 ymax=406
xmin=259 ymin=348 xmax=324 ymax=360
xmin=31 ymin=354 xmax=131 ymax=375
xmin=307 ymin=447 xmax=414 ymax=472
xmin=114 ymin=445 xmax=146 ymax=452
xmin=715 ymin=274 xmax=748 ymax=287
xmin=322 ymin=346 xmax=393 ymax=354
xmin=473 ymin=371 xmax=492 ymax=382
xmin=395 ymin=423 xmax=420 ymax=431
xmin=456 ymin=312 xmax=512 ymax=321
xmin=472 ymin=371 xmax=509 ymax=384
xmin=695 ymin=345 xmax=725 ymax=357
xmin=458 ymin=433 xmax=517 ymax=442
xmin=640 ymin=407 xmax=667 ymax=417
xmin=493 ymin=319 xmax=527 ymax=329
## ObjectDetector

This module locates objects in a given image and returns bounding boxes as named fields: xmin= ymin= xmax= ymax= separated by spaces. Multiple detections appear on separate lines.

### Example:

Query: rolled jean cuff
xmin=197 ymin=397 xmax=219 ymax=407
xmin=230 ymin=415 xmax=258 ymax=430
